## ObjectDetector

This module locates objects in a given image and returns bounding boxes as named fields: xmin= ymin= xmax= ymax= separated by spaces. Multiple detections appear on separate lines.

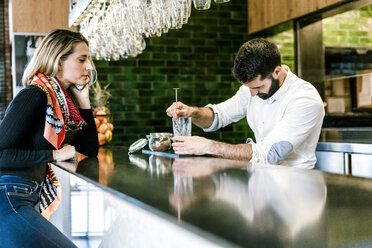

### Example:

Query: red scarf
xmin=61 ymin=86 xmax=85 ymax=126
xmin=31 ymin=72 xmax=85 ymax=219
xmin=31 ymin=73 xmax=86 ymax=148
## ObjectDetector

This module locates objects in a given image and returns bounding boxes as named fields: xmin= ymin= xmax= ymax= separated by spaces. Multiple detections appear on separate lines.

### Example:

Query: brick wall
xmin=268 ymin=30 xmax=295 ymax=72
xmin=266 ymin=4 xmax=372 ymax=75
xmin=323 ymin=4 xmax=372 ymax=75
xmin=323 ymin=5 xmax=372 ymax=47
xmin=94 ymin=2 xmax=372 ymax=146
xmin=95 ymin=0 xmax=254 ymax=146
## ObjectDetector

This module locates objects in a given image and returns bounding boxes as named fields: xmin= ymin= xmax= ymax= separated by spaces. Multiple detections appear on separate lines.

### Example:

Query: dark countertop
xmin=323 ymin=114 xmax=372 ymax=128
xmin=55 ymin=147 xmax=372 ymax=247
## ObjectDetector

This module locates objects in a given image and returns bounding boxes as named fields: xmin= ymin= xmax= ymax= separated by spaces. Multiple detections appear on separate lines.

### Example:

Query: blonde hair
xmin=22 ymin=29 xmax=96 ymax=86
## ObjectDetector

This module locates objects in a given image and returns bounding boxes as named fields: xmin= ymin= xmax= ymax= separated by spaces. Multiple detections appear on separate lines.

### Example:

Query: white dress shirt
xmin=204 ymin=66 xmax=325 ymax=169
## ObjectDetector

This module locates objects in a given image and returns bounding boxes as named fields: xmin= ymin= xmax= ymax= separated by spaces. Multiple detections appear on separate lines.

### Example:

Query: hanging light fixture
xmin=71 ymin=0 xmax=229 ymax=61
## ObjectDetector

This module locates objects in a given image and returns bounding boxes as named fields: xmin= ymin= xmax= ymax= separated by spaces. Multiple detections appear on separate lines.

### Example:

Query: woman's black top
xmin=0 ymin=85 xmax=98 ymax=183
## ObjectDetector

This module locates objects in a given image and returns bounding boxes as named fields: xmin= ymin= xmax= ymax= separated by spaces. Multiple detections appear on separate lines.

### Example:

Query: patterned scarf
xmin=31 ymin=72 xmax=86 ymax=220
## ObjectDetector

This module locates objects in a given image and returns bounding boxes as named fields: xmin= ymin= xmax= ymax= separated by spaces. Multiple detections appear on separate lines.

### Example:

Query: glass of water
xmin=173 ymin=117 xmax=192 ymax=136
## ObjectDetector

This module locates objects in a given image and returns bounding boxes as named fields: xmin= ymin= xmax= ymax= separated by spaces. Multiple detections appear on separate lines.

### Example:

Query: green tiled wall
xmin=265 ymin=4 xmax=372 ymax=74
xmin=268 ymin=30 xmax=295 ymax=72
xmin=94 ymin=3 xmax=372 ymax=146
xmin=323 ymin=5 xmax=372 ymax=47
xmin=95 ymin=0 xmax=254 ymax=146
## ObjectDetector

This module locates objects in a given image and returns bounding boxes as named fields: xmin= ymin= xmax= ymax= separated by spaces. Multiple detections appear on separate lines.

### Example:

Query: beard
xmin=257 ymin=78 xmax=280 ymax=100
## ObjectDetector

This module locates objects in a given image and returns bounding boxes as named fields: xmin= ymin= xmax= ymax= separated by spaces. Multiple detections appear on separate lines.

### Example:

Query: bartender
xmin=166 ymin=38 xmax=324 ymax=168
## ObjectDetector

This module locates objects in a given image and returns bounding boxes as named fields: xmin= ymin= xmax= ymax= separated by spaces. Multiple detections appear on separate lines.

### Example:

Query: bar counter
xmin=51 ymin=147 xmax=372 ymax=247
xmin=316 ymin=128 xmax=372 ymax=177
xmin=318 ymin=127 xmax=372 ymax=153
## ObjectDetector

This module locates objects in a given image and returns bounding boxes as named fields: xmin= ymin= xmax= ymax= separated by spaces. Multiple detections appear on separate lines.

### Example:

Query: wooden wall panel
xmin=11 ymin=0 xmax=70 ymax=33
xmin=248 ymin=0 xmax=345 ymax=34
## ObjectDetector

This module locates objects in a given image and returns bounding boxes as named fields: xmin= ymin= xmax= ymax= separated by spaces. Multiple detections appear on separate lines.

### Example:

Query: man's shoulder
xmin=236 ymin=84 xmax=251 ymax=97
xmin=282 ymin=74 xmax=323 ymax=110
xmin=287 ymin=73 xmax=320 ymax=97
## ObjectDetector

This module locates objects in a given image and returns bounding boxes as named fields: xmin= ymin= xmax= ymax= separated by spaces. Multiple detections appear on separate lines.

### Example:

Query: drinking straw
xmin=173 ymin=88 xmax=179 ymax=120
xmin=173 ymin=88 xmax=179 ymax=103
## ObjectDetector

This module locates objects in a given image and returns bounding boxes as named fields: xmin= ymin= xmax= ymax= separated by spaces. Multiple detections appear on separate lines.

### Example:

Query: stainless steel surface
xmin=52 ymin=147 xmax=372 ymax=247
xmin=51 ymin=165 xmax=229 ymax=248
xmin=316 ymin=128 xmax=372 ymax=177
xmin=344 ymin=152 xmax=351 ymax=175
xmin=351 ymin=154 xmax=372 ymax=178
xmin=315 ymin=151 xmax=345 ymax=174
xmin=317 ymin=142 xmax=372 ymax=154
xmin=318 ymin=128 xmax=372 ymax=153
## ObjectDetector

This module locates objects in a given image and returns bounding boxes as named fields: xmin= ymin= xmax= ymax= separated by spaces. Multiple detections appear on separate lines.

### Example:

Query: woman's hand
xmin=53 ymin=145 xmax=77 ymax=161
xmin=69 ymin=84 xmax=91 ymax=109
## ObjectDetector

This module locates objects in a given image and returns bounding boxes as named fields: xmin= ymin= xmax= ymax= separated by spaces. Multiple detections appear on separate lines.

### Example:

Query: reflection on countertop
xmin=170 ymin=157 xmax=326 ymax=243
xmin=51 ymin=147 xmax=372 ymax=248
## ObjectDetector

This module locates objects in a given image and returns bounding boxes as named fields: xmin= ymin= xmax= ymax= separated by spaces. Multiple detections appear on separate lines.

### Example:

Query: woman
xmin=0 ymin=29 xmax=98 ymax=247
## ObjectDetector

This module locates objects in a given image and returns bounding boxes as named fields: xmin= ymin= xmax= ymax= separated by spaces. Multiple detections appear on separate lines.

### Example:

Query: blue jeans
xmin=0 ymin=175 xmax=77 ymax=248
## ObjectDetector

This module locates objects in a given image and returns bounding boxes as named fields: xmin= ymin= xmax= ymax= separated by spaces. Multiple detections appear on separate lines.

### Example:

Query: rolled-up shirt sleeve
xmin=202 ymin=104 xmax=220 ymax=132
xmin=203 ymin=85 xmax=250 ymax=132
xmin=248 ymin=94 xmax=324 ymax=166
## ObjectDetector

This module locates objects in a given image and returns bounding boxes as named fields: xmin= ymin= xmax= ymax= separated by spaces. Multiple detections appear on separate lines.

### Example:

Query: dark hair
xmin=233 ymin=38 xmax=281 ymax=84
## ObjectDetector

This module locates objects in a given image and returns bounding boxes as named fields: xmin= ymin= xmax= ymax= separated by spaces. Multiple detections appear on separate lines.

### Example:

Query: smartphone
xmin=75 ymin=70 xmax=97 ymax=91
xmin=75 ymin=84 xmax=84 ymax=91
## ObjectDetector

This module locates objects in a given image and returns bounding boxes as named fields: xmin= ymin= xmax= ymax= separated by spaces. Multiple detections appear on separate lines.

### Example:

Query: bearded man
xmin=166 ymin=38 xmax=324 ymax=169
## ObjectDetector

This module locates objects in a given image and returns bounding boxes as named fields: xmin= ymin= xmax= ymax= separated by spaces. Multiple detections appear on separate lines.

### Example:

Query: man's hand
xmin=172 ymin=136 xmax=213 ymax=155
xmin=166 ymin=102 xmax=215 ymax=129
xmin=166 ymin=101 xmax=194 ymax=120
xmin=173 ymin=136 xmax=253 ymax=161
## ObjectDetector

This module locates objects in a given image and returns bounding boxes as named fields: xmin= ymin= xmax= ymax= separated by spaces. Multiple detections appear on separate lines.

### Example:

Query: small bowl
xmin=146 ymin=132 xmax=173 ymax=152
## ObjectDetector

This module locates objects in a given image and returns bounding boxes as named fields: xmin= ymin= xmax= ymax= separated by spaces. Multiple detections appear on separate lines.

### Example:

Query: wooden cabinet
xmin=10 ymin=0 xmax=72 ymax=96
xmin=11 ymin=0 xmax=70 ymax=33
xmin=248 ymin=0 xmax=344 ymax=34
